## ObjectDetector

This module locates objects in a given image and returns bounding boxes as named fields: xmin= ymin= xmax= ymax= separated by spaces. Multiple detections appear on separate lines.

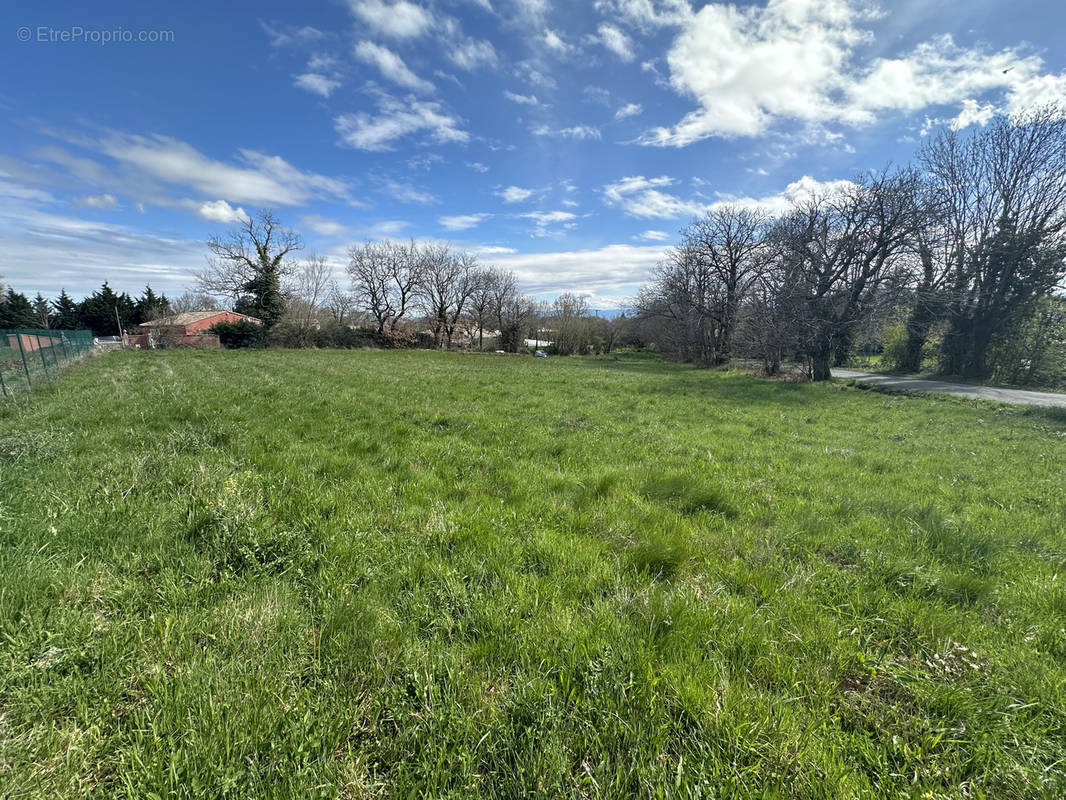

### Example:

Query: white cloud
xmin=847 ymin=36 xmax=1040 ymax=120
xmin=198 ymin=199 xmax=249 ymax=223
xmin=516 ymin=62 xmax=557 ymax=89
xmin=710 ymin=175 xmax=857 ymax=215
xmin=439 ymin=213 xmax=492 ymax=230
xmin=615 ymin=102 xmax=643 ymax=120
xmin=75 ymin=193 xmax=119 ymax=209
xmin=334 ymin=93 xmax=469 ymax=150
xmin=504 ymin=90 xmax=541 ymax=106
xmin=595 ymin=24 xmax=635 ymax=62
xmin=951 ymin=98 xmax=996 ymax=130
xmin=511 ymin=0 xmax=550 ymax=21
xmin=293 ymin=73 xmax=342 ymax=98
xmin=496 ymin=185 xmax=534 ymax=203
xmin=584 ymin=86 xmax=612 ymax=105
xmin=382 ymin=179 xmax=438 ymax=205
xmin=643 ymin=1 xmax=1053 ymax=147
xmin=635 ymin=229 xmax=670 ymax=241
xmin=354 ymin=41 xmax=435 ymax=93
xmin=86 ymin=133 xmax=352 ymax=207
xmin=0 ymin=192 xmax=206 ymax=298
xmin=493 ymin=242 xmax=669 ymax=296
xmin=347 ymin=0 xmax=435 ymax=38
xmin=532 ymin=124 xmax=601 ymax=140
xmin=521 ymin=210 xmax=576 ymax=224
xmin=299 ymin=214 xmax=350 ymax=237
xmin=603 ymin=175 xmax=704 ymax=218
xmin=1006 ymin=71 xmax=1066 ymax=116
xmin=262 ymin=23 xmax=328 ymax=48
xmin=448 ymin=38 xmax=498 ymax=70
xmin=520 ymin=210 xmax=579 ymax=236
xmin=593 ymin=0 xmax=693 ymax=30
xmin=360 ymin=219 xmax=412 ymax=238
xmin=543 ymin=29 xmax=572 ymax=54
xmin=0 ymin=172 xmax=55 ymax=203
xmin=467 ymin=162 xmax=490 ymax=173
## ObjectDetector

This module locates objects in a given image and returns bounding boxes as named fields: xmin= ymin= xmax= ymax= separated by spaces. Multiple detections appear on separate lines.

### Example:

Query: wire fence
xmin=0 ymin=329 xmax=94 ymax=397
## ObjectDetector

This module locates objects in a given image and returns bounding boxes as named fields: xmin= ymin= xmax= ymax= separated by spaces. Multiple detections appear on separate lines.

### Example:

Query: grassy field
xmin=2 ymin=349 xmax=1066 ymax=799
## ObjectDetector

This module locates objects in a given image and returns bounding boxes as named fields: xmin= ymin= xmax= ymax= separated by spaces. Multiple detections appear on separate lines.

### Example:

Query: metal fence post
xmin=48 ymin=334 xmax=61 ymax=371
xmin=35 ymin=334 xmax=51 ymax=378
xmin=14 ymin=333 xmax=32 ymax=389
xmin=0 ymin=366 xmax=7 ymax=397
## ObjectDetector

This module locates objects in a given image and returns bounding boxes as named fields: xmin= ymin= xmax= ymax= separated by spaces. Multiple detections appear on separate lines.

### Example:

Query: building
xmin=138 ymin=311 xmax=262 ymax=335
xmin=129 ymin=310 xmax=261 ymax=348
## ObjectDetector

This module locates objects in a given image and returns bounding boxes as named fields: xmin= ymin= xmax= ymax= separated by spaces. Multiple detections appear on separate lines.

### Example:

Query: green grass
xmin=2 ymin=349 xmax=1066 ymax=799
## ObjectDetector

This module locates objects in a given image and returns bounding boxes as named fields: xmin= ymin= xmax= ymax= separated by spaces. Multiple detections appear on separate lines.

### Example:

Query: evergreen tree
xmin=77 ymin=282 xmax=135 ymax=336
xmin=32 ymin=293 xmax=51 ymax=328
xmin=134 ymin=284 xmax=171 ymax=323
xmin=0 ymin=288 xmax=35 ymax=328
xmin=51 ymin=289 xmax=80 ymax=330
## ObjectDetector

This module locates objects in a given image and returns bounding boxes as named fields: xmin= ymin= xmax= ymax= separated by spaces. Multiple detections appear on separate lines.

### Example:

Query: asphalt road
xmin=832 ymin=369 xmax=1066 ymax=409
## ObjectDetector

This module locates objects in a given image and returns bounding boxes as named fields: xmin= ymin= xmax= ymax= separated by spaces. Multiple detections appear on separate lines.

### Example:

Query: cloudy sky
xmin=1 ymin=0 xmax=1064 ymax=306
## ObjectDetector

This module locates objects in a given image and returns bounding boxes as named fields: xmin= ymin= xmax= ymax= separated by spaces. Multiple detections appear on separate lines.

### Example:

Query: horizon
xmin=2 ymin=0 xmax=1065 ymax=307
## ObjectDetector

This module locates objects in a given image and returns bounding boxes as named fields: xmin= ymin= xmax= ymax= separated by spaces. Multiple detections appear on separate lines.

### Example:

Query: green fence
xmin=0 ymin=329 xmax=94 ymax=397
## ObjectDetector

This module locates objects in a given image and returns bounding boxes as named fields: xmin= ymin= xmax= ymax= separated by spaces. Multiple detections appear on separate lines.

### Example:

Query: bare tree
xmin=347 ymin=240 xmax=426 ymax=334
xmin=290 ymin=253 xmax=333 ymax=331
xmin=770 ymin=169 xmax=919 ymax=380
xmin=348 ymin=241 xmax=394 ymax=333
xmin=418 ymin=245 xmax=481 ymax=348
xmin=483 ymin=269 xmax=538 ymax=352
xmin=550 ymin=293 xmax=591 ymax=355
xmin=198 ymin=209 xmax=302 ymax=325
xmin=918 ymin=106 xmax=1066 ymax=378
xmin=170 ymin=291 xmax=223 ymax=314
xmin=467 ymin=267 xmax=500 ymax=350
xmin=324 ymin=280 xmax=356 ymax=326
xmin=681 ymin=205 xmax=771 ymax=363
xmin=636 ymin=244 xmax=723 ymax=365
xmin=893 ymin=178 xmax=954 ymax=372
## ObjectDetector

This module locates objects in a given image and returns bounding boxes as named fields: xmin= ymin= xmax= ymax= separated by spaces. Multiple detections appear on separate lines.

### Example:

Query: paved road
xmin=832 ymin=369 xmax=1066 ymax=409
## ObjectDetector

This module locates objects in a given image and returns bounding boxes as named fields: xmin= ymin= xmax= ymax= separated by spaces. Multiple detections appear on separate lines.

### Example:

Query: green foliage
xmin=76 ymin=281 xmax=136 ymax=336
xmin=134 ymin=284 xmax=170 ymax=324
xmin=2 ymin=350 xmax=1066 ymax=797
xmin=209 ymin=320 xmax=264 ymax=348
xmin=987 ymin=295 xmax=1066 ymax=388
xmin=50 ymin=289 xmax=80 ymax=330
xmin=0 ymin=287 xmax=35 ymax=327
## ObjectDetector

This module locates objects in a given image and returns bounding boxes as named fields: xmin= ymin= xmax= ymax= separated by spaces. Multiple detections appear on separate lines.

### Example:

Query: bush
xmin=312 ymin=324 xmax=417 ymax=349
xmin=209 ymin=320 xmax=264 ymax=349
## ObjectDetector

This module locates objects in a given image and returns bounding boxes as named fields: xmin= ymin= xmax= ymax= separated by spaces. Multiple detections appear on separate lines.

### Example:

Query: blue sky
xmin=1 ymin=0 xmax=1065 ymax=307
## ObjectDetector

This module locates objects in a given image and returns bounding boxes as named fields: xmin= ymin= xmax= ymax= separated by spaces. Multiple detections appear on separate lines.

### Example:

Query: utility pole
xmin=114 ymin=304 xmax=126 ymax=348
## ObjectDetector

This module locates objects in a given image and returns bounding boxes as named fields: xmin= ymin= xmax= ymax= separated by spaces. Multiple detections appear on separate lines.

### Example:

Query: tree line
xmin=0 ymin=281 xmax=172 ymax=335
xmin=638 ymin=107 xmax=1066 ymax=383
xmin=193 ymin=209 xmax=633 ymax=354
xmin=5 ymin=108 xmax=1062 ymax=382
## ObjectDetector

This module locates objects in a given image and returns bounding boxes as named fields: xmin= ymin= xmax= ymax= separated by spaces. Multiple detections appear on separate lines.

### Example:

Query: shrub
xmin=209 ymin=320 xmax=264 ymax=349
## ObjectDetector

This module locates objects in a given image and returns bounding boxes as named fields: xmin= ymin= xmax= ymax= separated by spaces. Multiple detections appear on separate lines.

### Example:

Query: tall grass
xmin=1 ymin=349 xmax=1065 ymax=798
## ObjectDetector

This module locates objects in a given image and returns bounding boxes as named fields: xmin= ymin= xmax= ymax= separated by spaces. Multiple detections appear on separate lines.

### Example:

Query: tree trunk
xmin=832 ymin=329 xmax=853 ymax=368
xmin=810 ymin=334 xmax=833 ymax=381
xmin=896 ymin=292 xmax=940 ymax=373
xmin=940 ymin=309 xmax=995 ymax=380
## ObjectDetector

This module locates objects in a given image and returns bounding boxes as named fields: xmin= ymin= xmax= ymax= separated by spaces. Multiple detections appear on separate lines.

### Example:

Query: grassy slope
xmin=2 ymin=349 xmax=1065 ymax=799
